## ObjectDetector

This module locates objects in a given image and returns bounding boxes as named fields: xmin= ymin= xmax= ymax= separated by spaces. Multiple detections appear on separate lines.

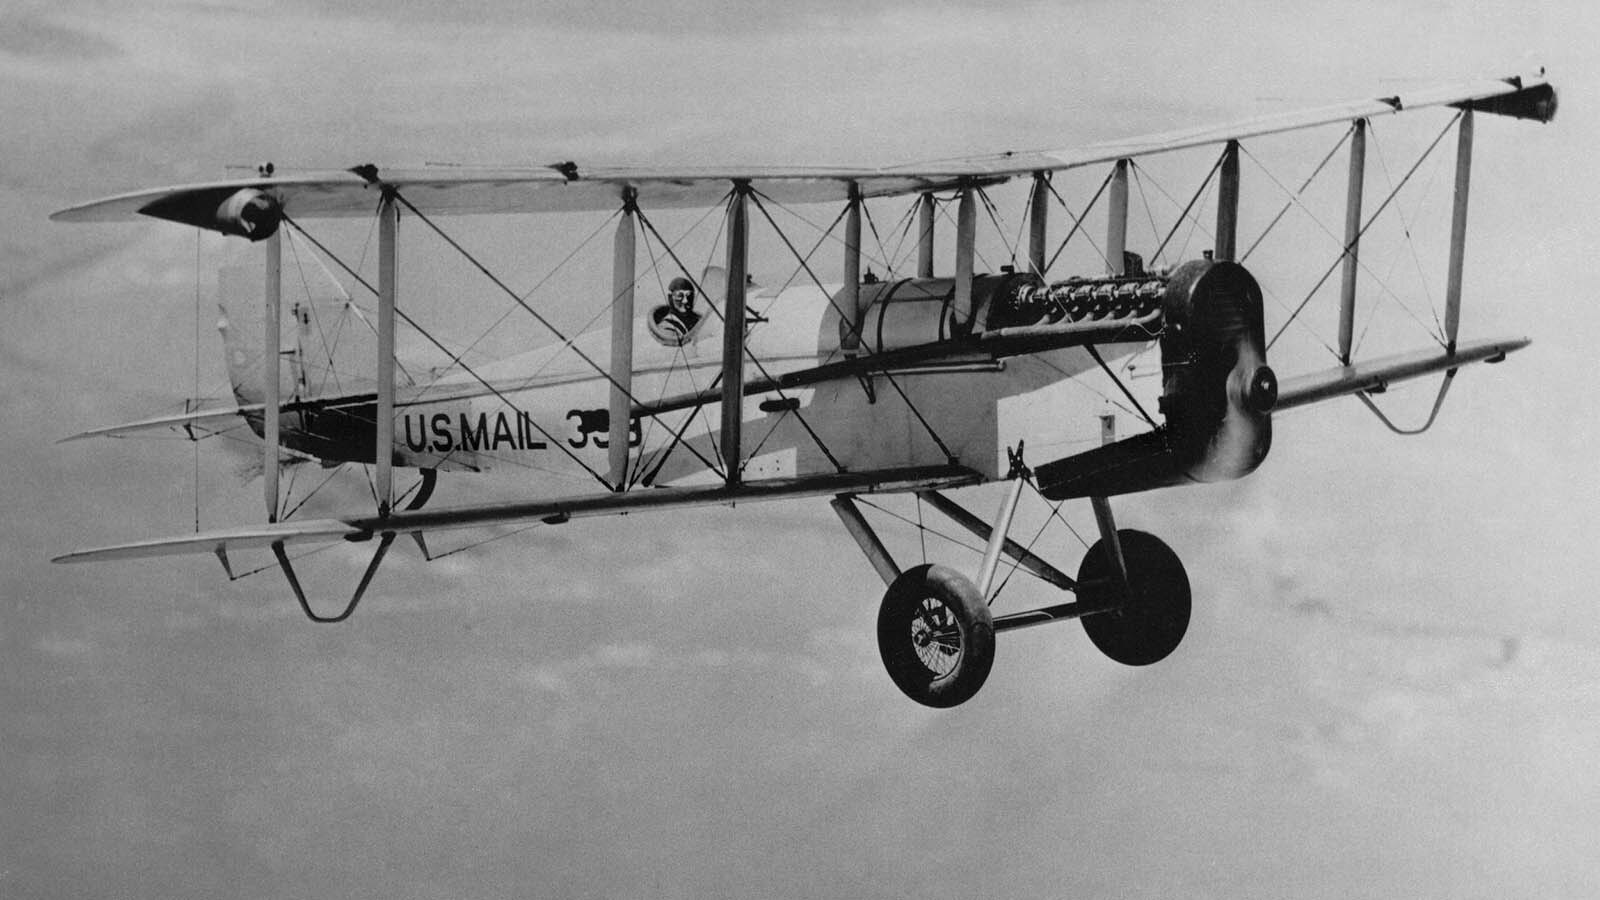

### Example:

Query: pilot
xmin=648 ymin=276 xmax=703 ymax=346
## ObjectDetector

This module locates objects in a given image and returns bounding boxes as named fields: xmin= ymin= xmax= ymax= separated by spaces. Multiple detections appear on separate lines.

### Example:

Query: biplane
xmin=50 ymin=73 xmax=1557 ymax=707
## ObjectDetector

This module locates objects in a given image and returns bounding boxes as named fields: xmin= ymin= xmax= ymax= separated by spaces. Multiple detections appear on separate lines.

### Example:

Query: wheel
xmin=877 ymin=564 xmax=995 ymax=708
xmin=1077 ymin=530 xmax=1190 ymax=666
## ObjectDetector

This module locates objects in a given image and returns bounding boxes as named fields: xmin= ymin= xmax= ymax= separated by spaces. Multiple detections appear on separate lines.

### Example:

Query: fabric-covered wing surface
xmin=52 ymin=74 xmax=1553 ymax=227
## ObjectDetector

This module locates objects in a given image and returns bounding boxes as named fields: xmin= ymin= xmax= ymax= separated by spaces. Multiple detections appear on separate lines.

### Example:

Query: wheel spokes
xmin=911 ymin=596 xmax=962 ymax=675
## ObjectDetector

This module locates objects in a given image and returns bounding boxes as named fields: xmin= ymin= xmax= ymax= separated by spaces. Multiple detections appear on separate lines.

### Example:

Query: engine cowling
xmin=1034 ymin=259 xmax=1275 ymax=499
xmin=213 ymin=188 xmax=282 ymax=241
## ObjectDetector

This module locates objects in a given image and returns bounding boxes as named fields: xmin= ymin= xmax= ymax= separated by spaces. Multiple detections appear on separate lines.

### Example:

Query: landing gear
xmin=1077 ymin=529 xmax=1190 ymax=666
xmin=841 ymin=454 xmax=1193 ymax=708
xmin=877 ymin=564 xmax=995 ymax=708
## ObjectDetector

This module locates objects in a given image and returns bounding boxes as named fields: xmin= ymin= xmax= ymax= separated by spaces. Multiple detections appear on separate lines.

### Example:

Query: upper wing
xmin=50 ymin=165 xmax=984 ymax=227
xmin=882 ymin=73 xmax=1555 ymax=178
xmin=52 ymin=73 xmax=1554 ymax=228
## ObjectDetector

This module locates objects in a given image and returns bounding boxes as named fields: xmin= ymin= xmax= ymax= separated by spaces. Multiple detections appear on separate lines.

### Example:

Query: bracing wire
xmin=1351 ymin=125 xmax=1450 ymax=356
xmin=1044 ymin=168 xmax=1114 ymax=274
xmin=282 ymin=214 xmax=616 ymax=491
xmin=1265 ymin=112 xmax=1460 ymax=355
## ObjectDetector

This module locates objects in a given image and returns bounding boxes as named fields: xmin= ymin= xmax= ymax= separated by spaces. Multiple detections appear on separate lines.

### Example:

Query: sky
xmin=4 ymin=2 xmax=1599 ymax=898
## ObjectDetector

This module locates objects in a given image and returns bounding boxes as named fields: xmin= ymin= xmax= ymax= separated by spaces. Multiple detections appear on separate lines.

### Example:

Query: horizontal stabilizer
xmin=61 ymin=386 xmax=395 ymax=443
xmin=60 ymin=404 xmax=254 ymax=442
xmin=1273 ymin=336 xmax=1528 ymax=412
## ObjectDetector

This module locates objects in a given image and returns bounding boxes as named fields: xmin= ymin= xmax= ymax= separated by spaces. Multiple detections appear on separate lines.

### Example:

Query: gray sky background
xmin=4 ymin=2 xmax=1599 ymax=898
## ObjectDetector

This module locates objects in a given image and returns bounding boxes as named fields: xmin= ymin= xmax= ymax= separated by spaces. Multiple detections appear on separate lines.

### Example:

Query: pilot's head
xmin=668 ymin=276 xmax=696 ymax=314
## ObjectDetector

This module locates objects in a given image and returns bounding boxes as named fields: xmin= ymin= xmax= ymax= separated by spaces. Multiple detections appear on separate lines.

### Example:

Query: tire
xmin=1078 ymin=530 xmax=1190 ymax=666
xmin=877 ymin=564 xmax=995 ymax=708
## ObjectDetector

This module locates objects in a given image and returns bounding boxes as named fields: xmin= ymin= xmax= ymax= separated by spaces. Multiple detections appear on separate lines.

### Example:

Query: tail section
xmin=216 ymin=258 xmax=271 ymax=405
xmin=216 ymin=238 xmax=375 ymax=407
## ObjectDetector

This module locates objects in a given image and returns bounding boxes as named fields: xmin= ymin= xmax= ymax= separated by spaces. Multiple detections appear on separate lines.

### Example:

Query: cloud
xmin=33 ymin=633 xmax=97 ymax=658
xmin=0 ymin=9 xmax=119 ymax=61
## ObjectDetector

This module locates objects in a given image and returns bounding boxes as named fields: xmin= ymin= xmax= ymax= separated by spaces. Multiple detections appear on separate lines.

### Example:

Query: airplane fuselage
xmin=263 ymin=277 xmax=1153 ymax=489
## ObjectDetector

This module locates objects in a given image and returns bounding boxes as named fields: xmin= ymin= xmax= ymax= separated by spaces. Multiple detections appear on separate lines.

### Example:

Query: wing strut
xmin=263 ymin=229 xmax=283 ymax=521
xmin=1337 ymin=119 xmax=1367 ymax=364
xmin=914 ymin=489 xmax=1075 ymax=590
xmin=915 ymin=192 xmax=935 ymax=278
xmin=952 ymin=184 xmax=977 ymax=329
xmin=608 ymin=188 xmax=637 ymax=487
xmin=719 ymin=182 xmax=750 ymax=485
xmin=841 ymin=182 xmax=864 ymax=354
xmin=1089 ymin=414 xmax=1131 ymax=591
xmin=1215 ymin=140 xmax=1240 ymax=262
xmin=1106 ymin=160 xmax=1130 ymax=275
xmin=376 ymin=192 xmax=398 ymax=516
xmin=1027 ymin=171 xmax=1049 ymax=277
xmin=831 ymin=495 xmax=900 ymax=586
xmin=1443 ymin=107 xmax=1473 ymax=351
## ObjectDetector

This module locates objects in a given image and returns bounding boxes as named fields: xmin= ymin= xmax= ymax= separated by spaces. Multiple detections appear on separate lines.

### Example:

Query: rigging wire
xmin=629 ymin=218 xmax=729 ymax=480
xmin=1128 ymin=162 xmax=1164 ymax=263
xmin=412 ymin=209 xmax=623 ymax=400
xmin=879 ymin=196 xmax=922 ymax=277
xmin=771 ymin=202 xmax=851 ymax=294
xmin=1351 ymin=124 xmax=1450 ymax=356
xmin=1044 ymin=168 xmax=1114 ymax=274
xmin=1086 ymin=344 xmax=1157 ymax=429
xmin=853 ymin=495 xmax=987 ymax=561
xmin=859 ymin=198 xmax=894 ymax=277
xmin=613 ymin=199 xmax=729 ymax=481
xmin=975 ymin=187 xmax=1018 ymax=265
xmin=390 ymin=194 xmax=646 ymax=415
xmin=1265 ymin=112 xmax=1460 ymax=355
xmin=639 ymin=194 xmax=853 ymax=475
xmin=748 ymin=188 xmax=957 ymax=465
xmin=1147 ymin=148 xmax=1226 ymax=264
xmin=1238 ymin=125 xmax=1353 ymax=263
xmin=282 ymin=214 xmax=616 ymax=491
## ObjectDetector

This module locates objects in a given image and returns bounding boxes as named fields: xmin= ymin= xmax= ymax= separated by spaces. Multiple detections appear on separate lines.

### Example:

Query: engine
xmin=842 ymin=267 xmax=1166 ymax=350
xmin=1033 ymin=259 xmax=1276 ymax=499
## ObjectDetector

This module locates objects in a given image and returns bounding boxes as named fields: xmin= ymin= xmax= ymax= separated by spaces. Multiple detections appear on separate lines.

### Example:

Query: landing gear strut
xmin=841 ymin=449 xmax=1192 ymax=708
